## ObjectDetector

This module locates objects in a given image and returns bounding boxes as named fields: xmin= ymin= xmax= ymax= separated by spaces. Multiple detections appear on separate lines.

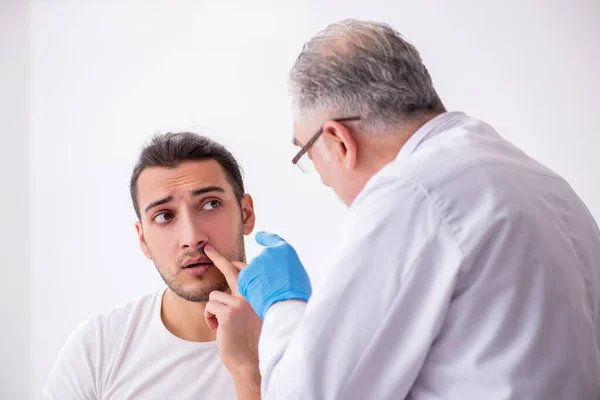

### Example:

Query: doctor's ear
xmin=321 ymin=120 xmax=358 ymax=170
xmin=135 ymin=221 xmax=152 ymax=260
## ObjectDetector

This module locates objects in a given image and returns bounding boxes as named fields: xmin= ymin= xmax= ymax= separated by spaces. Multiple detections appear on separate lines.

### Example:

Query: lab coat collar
xmin=351 ymin=111 xmax=466 ymax=208
xmin=395 ymin=111 xmax=466 ymax=163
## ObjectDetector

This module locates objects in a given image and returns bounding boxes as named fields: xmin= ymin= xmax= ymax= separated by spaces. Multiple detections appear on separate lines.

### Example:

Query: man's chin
xmin=170 ymin=281 xmax=230 ymax=303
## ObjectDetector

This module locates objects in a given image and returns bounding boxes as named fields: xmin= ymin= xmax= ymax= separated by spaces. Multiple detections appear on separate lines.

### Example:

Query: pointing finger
xmin=204 ymin=245 xmax=239 ymax=295
xmin=231 ymin=261 xmax=247 ymax=272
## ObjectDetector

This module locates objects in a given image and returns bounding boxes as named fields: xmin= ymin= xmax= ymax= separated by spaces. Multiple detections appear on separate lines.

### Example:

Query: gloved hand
xmin=238 ymin=231 xmax=312 ymax=319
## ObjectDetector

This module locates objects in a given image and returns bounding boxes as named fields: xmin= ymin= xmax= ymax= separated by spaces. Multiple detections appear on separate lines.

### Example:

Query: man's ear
xmin=240 ymin=194 xmax=256 ymax=235
xmin=321 ymin=120 xmax=358 ymax=170
xmin=135 ymin=221 xmax=152 ymax=260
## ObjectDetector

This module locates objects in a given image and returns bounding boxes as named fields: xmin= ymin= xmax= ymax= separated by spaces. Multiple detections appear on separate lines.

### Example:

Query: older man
xmin=207 ymin=19 xmax=600 ymax=399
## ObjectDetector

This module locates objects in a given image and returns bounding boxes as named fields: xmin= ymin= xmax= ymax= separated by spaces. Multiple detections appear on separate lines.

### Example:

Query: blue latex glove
xmin=238 ymin=231 xmax=312 ymax=319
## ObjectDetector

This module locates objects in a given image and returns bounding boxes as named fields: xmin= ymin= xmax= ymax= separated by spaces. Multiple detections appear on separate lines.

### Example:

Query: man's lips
xmin=183 ymin=263 xmax=213 ymax=276
xmin=182 ymin=256 xmax=212 ymax=268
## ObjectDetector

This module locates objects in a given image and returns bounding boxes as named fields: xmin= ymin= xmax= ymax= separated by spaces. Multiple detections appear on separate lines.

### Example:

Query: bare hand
xmin=204 ymin=245 xmax=262 ymax=382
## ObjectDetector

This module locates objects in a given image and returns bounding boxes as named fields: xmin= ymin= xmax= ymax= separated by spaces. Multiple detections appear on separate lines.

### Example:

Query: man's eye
xmin=202 ymin=200 xmax=222 ymax=210
xmin=153 ymin=212 xmax=174 ymax=224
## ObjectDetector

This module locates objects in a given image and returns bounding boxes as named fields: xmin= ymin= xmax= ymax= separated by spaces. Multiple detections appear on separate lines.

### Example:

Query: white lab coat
xmin=259 ymin=112 xmax=600 ymax=399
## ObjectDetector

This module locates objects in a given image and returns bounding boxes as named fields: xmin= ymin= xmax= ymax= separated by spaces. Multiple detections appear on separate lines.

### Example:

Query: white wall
xmin=23 ymin=0 xmax=600 ymax=398
xmin=0 ymin=1 xmax=30 ymax=398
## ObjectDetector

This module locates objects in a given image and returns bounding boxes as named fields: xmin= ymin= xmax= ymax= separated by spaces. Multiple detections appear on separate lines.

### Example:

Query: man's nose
xmin=179 ymin=213 xmax=208 ymax=250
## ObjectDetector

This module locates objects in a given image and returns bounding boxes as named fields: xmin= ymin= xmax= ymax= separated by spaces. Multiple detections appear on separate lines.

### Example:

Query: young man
xmin=44 ymin=132 xmax=262 ymax=400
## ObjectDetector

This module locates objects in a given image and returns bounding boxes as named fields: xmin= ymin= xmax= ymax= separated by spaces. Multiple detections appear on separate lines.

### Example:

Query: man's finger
xmin=204 ymin=300 xmax=227 ymax=330
xmin=209 ymin=290 xmax=239 ymax=306
xmin=204 ymin=245 xmax=239 ymax=295
xmin=231 ymin=261 xmax=247 ymax=272
xmin=256 ymin=231 xmax=287 ymax=247
xmin=204 ymin=301 xmax=224 ymax=329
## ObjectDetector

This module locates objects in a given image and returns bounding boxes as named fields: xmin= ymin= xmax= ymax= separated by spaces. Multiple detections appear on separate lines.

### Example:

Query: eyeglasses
xmin=292 ymin=116 xmax=361 ymax=173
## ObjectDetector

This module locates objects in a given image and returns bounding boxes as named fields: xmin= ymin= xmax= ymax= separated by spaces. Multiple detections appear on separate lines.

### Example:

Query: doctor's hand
xmin=203 ymin=245 xmax=261 ymax=399
xmin=239 ymin=232 xmax=312 ymax=319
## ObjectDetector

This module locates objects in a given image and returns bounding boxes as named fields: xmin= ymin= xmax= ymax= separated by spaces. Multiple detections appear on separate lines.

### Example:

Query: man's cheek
xmin=206 ymin=219 xmax=232 ymax=243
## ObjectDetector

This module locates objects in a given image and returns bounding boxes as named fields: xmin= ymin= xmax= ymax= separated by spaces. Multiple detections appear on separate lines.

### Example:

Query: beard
xmin=152 ymin=230 xmax=246 ymax=303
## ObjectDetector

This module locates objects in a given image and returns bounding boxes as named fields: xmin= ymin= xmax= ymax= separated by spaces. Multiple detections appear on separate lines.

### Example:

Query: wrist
xmin=230 ymin=365 xmax=261 ymax=400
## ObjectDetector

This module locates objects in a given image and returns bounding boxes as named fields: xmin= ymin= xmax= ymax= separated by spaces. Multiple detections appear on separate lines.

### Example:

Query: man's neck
xmin=366 ymin=111 xmax=444 ymax=171
xmin=161 ymin=288 xmax=216 ymax=342
xmin=347 ymin=112 xmax=443 ymax=205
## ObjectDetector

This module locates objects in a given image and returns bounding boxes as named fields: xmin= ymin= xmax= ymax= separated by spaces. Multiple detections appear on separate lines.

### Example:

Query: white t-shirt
xmin=43 ymin=288 xmax=237 ymax=400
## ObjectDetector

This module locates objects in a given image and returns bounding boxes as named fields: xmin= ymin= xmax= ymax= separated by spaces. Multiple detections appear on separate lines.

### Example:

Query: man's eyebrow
xmin=144 ymin=196 xmax=173 ymax=214
xmin=191 ymin=186 xmax=226 ymax=197
xmin=143 ymin=186 xmax=226 ymax=215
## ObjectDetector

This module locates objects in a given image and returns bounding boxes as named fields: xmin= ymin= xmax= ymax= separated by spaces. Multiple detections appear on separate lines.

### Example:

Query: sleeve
xmin=258 ymin=178 xmax=464 ymax=399
xmin=42 ymin=317 xmax=99 ymax=400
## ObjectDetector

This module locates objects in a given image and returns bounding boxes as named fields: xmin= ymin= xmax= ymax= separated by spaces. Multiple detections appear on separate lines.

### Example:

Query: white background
xmin=1 ymin=0 xmax=599 ymax=398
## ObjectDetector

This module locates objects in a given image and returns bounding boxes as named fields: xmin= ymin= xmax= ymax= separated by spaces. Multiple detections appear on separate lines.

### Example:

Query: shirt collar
xmin=395 ymin=111 xmax=466 ymax=163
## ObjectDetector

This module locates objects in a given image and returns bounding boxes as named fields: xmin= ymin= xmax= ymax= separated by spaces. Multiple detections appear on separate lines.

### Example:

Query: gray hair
xmin=289 ymin=19 xmax=444 ymax=132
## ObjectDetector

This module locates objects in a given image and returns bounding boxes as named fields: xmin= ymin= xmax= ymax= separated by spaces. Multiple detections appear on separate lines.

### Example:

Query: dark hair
xmin=130 ymin=132 xmax=245 ymax=220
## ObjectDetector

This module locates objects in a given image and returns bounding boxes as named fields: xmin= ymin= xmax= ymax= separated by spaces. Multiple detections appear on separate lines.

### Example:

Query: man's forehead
xmin=137 ymin=160 xmax=231 ymax=200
